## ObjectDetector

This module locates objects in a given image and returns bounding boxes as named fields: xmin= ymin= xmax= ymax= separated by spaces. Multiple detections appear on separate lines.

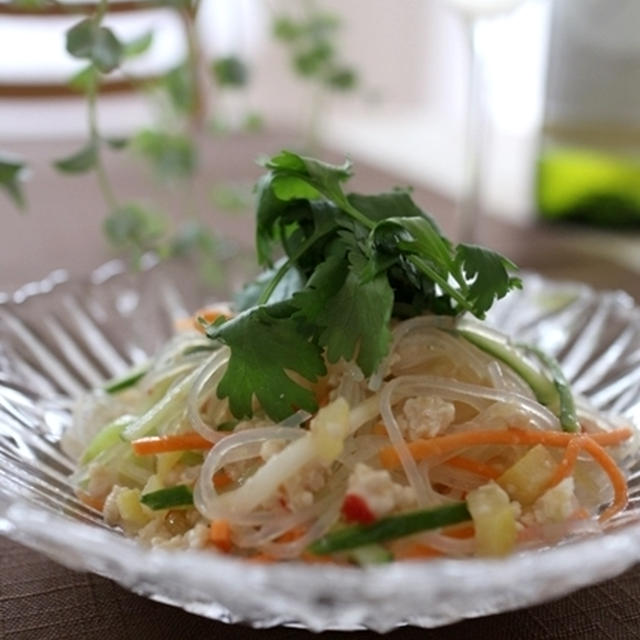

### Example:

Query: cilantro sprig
xmin=207 ymin=151 xmax=521 ymax=422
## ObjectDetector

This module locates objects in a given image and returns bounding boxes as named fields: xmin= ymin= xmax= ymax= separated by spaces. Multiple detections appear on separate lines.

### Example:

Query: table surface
xmin=2 ymin=132 xmax=640 ymax=640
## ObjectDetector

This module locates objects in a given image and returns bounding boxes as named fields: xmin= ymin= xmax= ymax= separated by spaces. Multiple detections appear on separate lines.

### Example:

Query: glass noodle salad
xmin=66 ymin=151 xmax=635 ymax=565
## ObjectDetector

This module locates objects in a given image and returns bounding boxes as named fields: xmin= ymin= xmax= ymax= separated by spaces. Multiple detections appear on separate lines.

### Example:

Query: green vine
xmin=1 ymin=0 xmax=362 ymax=282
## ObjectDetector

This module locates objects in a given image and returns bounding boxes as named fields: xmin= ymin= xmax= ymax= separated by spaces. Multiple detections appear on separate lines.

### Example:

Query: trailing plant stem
xmin=87 ymin=85 xmax=117 ymax=211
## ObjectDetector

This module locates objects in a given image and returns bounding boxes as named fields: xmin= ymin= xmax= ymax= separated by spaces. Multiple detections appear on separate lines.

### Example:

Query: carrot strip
xmin=314 ymin=378 xmax=331 ymax=408
xmin=580 ymin=437 xmax=628 ymax=522
xmin=176 ymin=308 xmax=231 ymax=334
xmin=213 ymin=470 xmax=233 ymax=489
xmin=276 ymin=526 xmax=307 ymax=544
xmin=299 ymin=552 xmax=347 ymax=565
xmin=394 ymin=542 xmax=443 ymax=561
xmin=442 ymin=524 xmax=475 ymax=539
xmin=379 ymin=427 xmax=632 ymax=469
xmin=247 ymin=552 xmax=276 ymax=564
xmin=544 ymin=437 xmax=584 ymax=491
xmin=77 ymin=490 xmax=105 ymax=512
xmin=372 ymin=422 xmax=388 ymax=437
xmin=444 ymin=456 xmax=501 ymax=480
xmin=131 ymin=432 xmax=214 ymax=456
xmin=573 ymin=507 xmax=590 ymax=520
xmin=209 ymin=519 xmax=232 ymax=552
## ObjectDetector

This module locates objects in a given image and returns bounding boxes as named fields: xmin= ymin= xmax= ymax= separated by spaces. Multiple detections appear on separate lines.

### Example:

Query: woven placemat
xmin=2 ymin=537 xmax=640 ymax=640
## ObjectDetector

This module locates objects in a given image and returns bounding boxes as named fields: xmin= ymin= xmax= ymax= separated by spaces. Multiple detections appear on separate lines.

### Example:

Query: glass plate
xmin=1 ymin=259 xmax=640 ymax=632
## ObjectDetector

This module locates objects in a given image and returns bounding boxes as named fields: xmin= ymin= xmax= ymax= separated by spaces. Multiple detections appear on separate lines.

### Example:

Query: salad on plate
xmin=65 ymin=151 xmax=635 ymax=565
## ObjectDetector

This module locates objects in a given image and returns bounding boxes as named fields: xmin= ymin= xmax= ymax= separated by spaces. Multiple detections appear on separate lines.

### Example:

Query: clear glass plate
xmin=1 ymin=259 xmax=640 ymax=632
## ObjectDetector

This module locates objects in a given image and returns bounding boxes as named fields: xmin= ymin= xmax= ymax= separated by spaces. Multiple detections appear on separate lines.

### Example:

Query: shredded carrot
xmin=380 ymin=427 xmax=631 ymax=524
xmin=299 ymin=552 xmax=347 ymax=565
xmin=275 ymin=526 xmax=307 ymax=544
xmin=544 ymin=437 xmax=584 ymax=491
xmin=379 ymin=427 xmax=632 ymax=469
xmin=247 ymin=552 xmax=276 ymax=564
xmin=131 ymin=432 xmax=214 ymax=456
xmin=209 ymin=519 xmax=232 ymax=552
xmin=175 ymin=307 xmax=231 ymax=334
xmin=444 ymin=456 xmax=501 ymax=480
xmin=580 ymin=437 xmax=628 ymax=522
xmin=573 ymin=507 xmax=590 ymax=520
xmin=314 ymin=378 xmax=331 ymax=408
xmin=174 ymin=317 xmax=196 ymax=332
xmin=443 ymin=524 xmax=475 ymax=539
xmin=372 ymin=422 xmax=388 ymax=437
xmin=77 ymin=490 xmax=105 ymax=512
xmin=213 ymin=470 xmax=233 ymax=489
xmin=394 ymin=542 xmax=443 ymax=561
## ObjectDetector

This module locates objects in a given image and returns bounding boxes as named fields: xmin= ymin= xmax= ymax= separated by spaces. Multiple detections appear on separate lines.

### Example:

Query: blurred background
xmin=1 ymin=0 xmax=639 ymax=291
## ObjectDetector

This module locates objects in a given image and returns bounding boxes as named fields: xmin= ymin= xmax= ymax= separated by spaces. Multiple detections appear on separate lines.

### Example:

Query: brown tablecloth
xmin=2 ymin=132 xmax=640 ymax=639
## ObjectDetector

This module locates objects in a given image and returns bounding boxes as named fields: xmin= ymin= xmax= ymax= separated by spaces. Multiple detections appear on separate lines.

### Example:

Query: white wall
xmin=0 ymin=0 xmax=551 ymax=223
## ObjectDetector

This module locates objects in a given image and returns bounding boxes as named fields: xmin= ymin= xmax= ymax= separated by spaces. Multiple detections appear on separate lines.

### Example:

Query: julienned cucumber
xmin=308 ymin=502 xmax=471 ymax=555
xmin=349 ymin=544 xmax=394 ymax=566
xmin=456 ymin=323 xmax=579 ymax=432
xmin=456 ymin=324 xmax=556 ymax=406
xmin=80 ymin=414 xmax=135 ymax=463
xmin=104 ymin=365 xmax=148 ymax=394
xmin=140 ymin=485 xmax=194 ymax=510
xmin=523 ymin=345 xmax=579 ymax=433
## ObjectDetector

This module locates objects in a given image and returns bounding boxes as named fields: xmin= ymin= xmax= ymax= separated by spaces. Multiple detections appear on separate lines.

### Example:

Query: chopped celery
xmin=308 ymin=502 xmax=470 ymax=555
xmin=140 ymin=485 xmax=193 ymax=510
xmin=104 ymin=365 xmax=148 ymax=394
xmin=349 ymin=544 xmax=394 ymax=566
xmin=80 ymin=414 xmax=136 ymax=464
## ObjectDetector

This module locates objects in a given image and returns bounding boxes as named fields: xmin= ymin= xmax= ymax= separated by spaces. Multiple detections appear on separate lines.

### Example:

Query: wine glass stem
xmin=457 ymin=17 xmax=486 ymax=244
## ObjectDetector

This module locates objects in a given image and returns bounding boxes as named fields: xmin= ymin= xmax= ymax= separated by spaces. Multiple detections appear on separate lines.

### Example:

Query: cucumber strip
xmin=140 ymin=485 xmax=193 ymax=510
xmin=104 ymin=365 xmax=148 ymax=394
xmin=122 ymin=367 xmax=199 ymax=441
xmin=349 ymin=544 xmax=394 ymax=566
xmin=308 ymin=502 xmax=471 ymax=555
xmin=456 ymin=323 xmax=559 ymax=409
xmin=80 ymin=415 xmax=136 ymax=464
xmin=523 ymin=345 xmax=579 ymax=433
xmin=183 ymin=343 xmax=218 ymax=356
xmin=216 ymin=420 xmax=238 ymax=432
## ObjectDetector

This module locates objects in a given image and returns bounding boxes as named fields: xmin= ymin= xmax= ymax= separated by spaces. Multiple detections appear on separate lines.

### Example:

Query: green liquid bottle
xmin=537 ymin=0 xmax=640 ymax=227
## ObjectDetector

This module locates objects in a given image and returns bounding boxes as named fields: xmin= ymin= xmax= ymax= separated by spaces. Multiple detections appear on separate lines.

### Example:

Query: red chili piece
xmin=341 ymin=493 xmax=376 ymax=524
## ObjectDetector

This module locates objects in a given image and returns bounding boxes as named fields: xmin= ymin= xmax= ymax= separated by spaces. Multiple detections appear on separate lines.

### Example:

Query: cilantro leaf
xmin=235 ymin=260 xmax=305 ymax=312
xmin=292 ymin=248 xmax=349 ymax=322
xmin=348 ymin=190 xmax=425 ymax=224
xmin=206 ymin=150 xmax=522 ymax=421
xmin=455 ymin=244 xmax=522 ymax=317
xmin=208 ymin=306 xmax=326 ymax=421
xmin=264 ymin=151 xmax=354 ymax=213
xmin=316 ymin=268 xmax=393 ymax=376
xmin=255 ymin=173 xmax=312 ymax=266
xmin=372 ymin=216 xmax=452 ymax=273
